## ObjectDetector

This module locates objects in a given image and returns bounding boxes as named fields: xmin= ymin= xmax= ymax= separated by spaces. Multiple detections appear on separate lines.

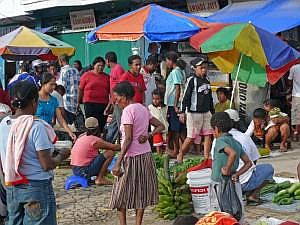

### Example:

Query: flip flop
xmin=246 ymin=198 xmax=264 ymax=206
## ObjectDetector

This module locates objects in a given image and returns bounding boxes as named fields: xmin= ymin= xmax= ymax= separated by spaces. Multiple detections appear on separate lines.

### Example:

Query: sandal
xmin=246 ymin=198 xmax=262 ymax=206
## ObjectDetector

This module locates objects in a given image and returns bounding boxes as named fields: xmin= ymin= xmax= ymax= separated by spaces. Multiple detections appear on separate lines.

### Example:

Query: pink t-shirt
xmin=110 ymin=64 xmax=125 ymax=96
xmin=121 ymin=103 xmax=152 ymax=157
xmin=71 ymin=134 xmax=102 ymax=166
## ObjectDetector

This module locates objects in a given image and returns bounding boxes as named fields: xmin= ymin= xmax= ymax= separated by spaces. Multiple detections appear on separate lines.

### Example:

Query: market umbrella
xmin=87 ymin=4 xmax=209 ymax=43
xmin=190 ymin=23 xmax=300 ymax=106
xmin=0 ymin=26 xmax=75 ymax=60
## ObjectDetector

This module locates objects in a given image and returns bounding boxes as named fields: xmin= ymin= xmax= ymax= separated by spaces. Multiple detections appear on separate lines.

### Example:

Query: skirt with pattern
xmin=109 ymin=152 xmax=158 ymax=209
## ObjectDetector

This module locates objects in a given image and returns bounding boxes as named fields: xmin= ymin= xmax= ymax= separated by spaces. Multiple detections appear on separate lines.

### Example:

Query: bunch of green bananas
xmin=155 ymin=155 xmax=193 ymax=220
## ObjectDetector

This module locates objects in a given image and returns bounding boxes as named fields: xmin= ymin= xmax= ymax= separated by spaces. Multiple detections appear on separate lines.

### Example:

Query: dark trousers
xmin=84 ymin=102 xmax=108 ymax=132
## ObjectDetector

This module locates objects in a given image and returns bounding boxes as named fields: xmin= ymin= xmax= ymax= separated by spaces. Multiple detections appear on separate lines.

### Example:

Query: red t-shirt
xmin=110 ymin=64 xmax=125 ymax=93
xmin=120 ymin=71 xmax=147 ymax=104
xmin=80 ymin=71 xmax=110 ymax=104
xmin=71 ymin=134 xmax=102 ymax=166
xmin=0 ymin=89 xmax=10 ymax=107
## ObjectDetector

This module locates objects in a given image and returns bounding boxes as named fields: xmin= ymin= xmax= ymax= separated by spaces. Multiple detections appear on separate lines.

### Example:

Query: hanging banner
xmin=69 ymin=9 xmax=96 ymax=31
xmin=186 ymin=0 xmax=220 ymax=17
xmin=234 ymin=81 xmax=269 ymax=119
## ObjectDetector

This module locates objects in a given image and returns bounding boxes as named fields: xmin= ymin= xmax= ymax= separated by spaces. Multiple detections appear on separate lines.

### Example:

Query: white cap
xmin=225 ymin=109 xmax=240 ymax=122
xmin=32 ymin=59 xmax=47 ymax=68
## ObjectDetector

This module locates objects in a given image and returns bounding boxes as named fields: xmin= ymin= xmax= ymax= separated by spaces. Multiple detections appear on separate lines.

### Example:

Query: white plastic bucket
xmin=187 ymin=169 xmax=218 ymax=214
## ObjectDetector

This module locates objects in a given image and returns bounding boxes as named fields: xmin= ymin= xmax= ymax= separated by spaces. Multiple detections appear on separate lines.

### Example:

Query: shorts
xmin=241 ymin=164 xmax=274 ymax=192
xmin=72 ymin=154 xmax=106 ymax=179
xmin=186 ymin=112 xmax=213 ymax=138
xmin=167 ymin=106 xmax=184 ymax=133
xmin=291 ymin=96 xmax=300 ymax=126
xmin=153 ymin=133 xmax=164 ymax=147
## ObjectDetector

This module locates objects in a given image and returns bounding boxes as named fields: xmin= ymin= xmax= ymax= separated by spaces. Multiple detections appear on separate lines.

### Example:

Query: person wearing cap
xmin=32 ymin=59 xmax=47 ymax=83
xmin=225 ymin=109 xmax=274 ymax=205
xmin=177 ymin=56 xmax=214 ymax=163
xmin=71 ymin=117 xmax=120 ymax=185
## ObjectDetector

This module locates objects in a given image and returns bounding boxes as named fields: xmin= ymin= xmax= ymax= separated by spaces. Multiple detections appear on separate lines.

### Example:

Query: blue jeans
xmin=241 ymin=164 xmax=274 ymax=192
xmin=6 ymin=179 xmax=56 ymax=225
xmin=72 ymin=154 xmax=106 ymax=179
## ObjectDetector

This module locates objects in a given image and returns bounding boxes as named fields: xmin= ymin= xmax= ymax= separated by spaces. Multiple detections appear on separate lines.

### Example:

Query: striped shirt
xmin=57 ymin=65 xmax=80 ymax=114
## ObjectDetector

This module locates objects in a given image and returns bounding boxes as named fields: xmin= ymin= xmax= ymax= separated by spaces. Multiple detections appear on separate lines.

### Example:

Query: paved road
xmin=54 ymin=143 xmax=300 ymax=225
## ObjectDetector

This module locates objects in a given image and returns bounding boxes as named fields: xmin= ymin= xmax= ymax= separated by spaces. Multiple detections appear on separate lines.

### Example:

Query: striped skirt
xmin=109 ymin=152 xmax=158 ymax=209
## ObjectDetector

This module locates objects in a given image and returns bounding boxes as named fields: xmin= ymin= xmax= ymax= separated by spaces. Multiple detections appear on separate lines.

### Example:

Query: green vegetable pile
xmin=272 ymin=181 xmax=300 ymax=205
xmin=155 ymin=155 xmax=203 ymax=220
xmin=153 ymin=153 xmax=164 ymax=169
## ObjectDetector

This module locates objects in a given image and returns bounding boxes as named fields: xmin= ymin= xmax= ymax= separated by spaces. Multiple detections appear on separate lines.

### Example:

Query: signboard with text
xmin=186 ymin=0 xmax=220 ymax=17
xmin=69 ymin=9 xmax=96 ymax=31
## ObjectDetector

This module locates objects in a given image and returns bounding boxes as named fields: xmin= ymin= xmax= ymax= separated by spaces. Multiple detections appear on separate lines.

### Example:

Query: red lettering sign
xmin=190 ymin=186 xmax=209 ymax=194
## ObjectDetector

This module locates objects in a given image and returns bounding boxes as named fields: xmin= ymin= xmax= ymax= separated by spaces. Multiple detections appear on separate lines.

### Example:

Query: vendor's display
xmin=155 ymin=155 xmax=203 ymax=220
xmin=259 ymin=181 xmax=300 ymax=205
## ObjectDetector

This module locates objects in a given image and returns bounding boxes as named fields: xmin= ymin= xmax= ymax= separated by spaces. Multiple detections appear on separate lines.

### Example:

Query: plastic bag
xmin=196 ymin=211 xmax=239 ymax=225
xmin=216 ymin=176 xmax=243 ymax=221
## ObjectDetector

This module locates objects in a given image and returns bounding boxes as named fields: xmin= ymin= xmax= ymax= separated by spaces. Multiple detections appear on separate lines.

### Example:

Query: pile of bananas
xmin=155 ymin=155 xmax=192 ymax=220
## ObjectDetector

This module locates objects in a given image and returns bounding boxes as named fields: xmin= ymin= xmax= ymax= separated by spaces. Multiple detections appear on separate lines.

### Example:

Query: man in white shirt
xmin=225 ymin=109 xmax=274 ymax=205
xmin=288 ymin=62 xmax=300 ymax=139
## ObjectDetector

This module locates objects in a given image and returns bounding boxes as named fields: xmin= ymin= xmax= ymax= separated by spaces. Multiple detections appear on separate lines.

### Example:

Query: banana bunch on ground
xmin=155 ymin=155 xmax=193 ymax=220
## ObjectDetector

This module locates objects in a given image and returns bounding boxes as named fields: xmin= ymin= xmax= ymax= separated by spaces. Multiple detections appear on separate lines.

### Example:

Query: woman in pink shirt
xmin=109 ymin=81 xmax=164 ymax=225
xmin=78 ymin=57 xmax=110 ymax=132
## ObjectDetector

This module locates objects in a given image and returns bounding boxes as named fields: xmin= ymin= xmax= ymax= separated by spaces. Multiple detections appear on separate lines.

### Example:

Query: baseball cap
xmin=225 ymin=109 xmax=240 ymax=122
xmin=190 ymin=56 xmax=208 ymax=68
xmin=32 ymin=59 xmax=47 ymax=68
xmin=85 ymin=117 xmax=99 ymax=129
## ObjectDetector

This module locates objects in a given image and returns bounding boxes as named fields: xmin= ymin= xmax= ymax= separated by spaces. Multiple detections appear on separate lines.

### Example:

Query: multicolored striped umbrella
xmin=0 ymin=26 xmax=75 ymax=60
xmin=87 ymin=4 xmax=209 ymax=43
xmin=190 ymin=23 xmax=300 ymax=87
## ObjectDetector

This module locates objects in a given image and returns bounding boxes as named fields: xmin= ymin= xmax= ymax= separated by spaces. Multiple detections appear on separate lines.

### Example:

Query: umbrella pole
xmin=230 ymin=54 xmax=243 ymax=109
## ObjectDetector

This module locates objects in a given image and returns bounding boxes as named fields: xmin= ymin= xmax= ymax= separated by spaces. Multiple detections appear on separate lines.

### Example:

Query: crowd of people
xmin=0 ymin=42 xmax=300 ymax=225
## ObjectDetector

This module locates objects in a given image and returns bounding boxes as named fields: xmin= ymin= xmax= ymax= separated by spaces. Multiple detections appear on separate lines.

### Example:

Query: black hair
xmin=55 ymin=85 xmax=65 ymax=94
xmin=253 ymin=108 xmax=267 ymax=119
xmin=128 ymin=55 xmax=141 ymax=65
xmin=48 ymin=62 xmax=57 ymax=68
xmin=173 ymin=215 xmax=198 ymax=225
xmin=10 ymin=80 xmax=38 ymax=109
xmin=86 ymin=127 xmax=101 ymax=137
xmin=92 ymin=56 xmax=105 ymax=66
xmin=216 ymin=87 xmax=229 ymax=96
xmin=40 ymin=72 xmax=55 ymax=86
xmin=166 ymin=51 xmax=179 ymax=64
xmin=73 ymin=60 xmax=83 ymax=70
xmin=263 ymin=98 xmax=279 ymax=107
xmin=58 ymin=54 xmax=69 ymax=63
xmin=152 ymin=88 xmax=164 ymax=101
xmin=211 ymin=112 xmax=233 ymax=133
xmin=20 ymin=62 xmax=30 ymax=73
xmin=177 ymin=58 xmax=187 ymax=70
xmin=105 ymin=51 xmax=118 ymax=63
xmin=113 ymin=81 xmax=135 ymax=99
xmin=146 ymin=55 xmax=158 ymax=65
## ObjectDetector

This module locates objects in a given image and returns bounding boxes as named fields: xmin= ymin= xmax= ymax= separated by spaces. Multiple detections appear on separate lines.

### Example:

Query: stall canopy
xmin=87 ymin=4 xmax=209 ymax=43
xmin=207 ymin=0 xmax=300 ymax=33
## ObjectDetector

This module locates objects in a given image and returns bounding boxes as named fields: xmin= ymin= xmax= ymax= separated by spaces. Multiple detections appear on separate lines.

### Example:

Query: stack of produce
xmin=272 ymin=182 xmax=300 ymax=205
xmin=155 ymin=155 xmax=202 ymax=220
xmin=258 ymin=148 xmax=271 ymax=157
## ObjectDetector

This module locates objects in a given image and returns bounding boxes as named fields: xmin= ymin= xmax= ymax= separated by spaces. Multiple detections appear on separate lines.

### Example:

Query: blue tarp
xmin=207 ymin=0 xmax=300 ymax=33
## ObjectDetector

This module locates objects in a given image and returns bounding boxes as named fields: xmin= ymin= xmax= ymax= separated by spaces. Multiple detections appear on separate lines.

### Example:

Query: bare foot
xmin=176 ymin=152 xmax=183 ymax=163
xmin=264 ymin=145 xmax=271 ymax=151
xmin=280 ymin=143 xmax=287 ymax=152
xmin=95 ymin=178 xmax=113 ymax=185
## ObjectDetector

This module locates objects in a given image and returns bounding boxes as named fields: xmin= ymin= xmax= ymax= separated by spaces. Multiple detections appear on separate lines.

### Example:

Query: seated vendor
xmin=245 ymin=108 xmax=267 ymax=146
xmin=214 ymin=87 xmax=231 ymax=113
xmin=71 ymin=117 xmax=120 ymax=185
xmin=226 ymin=109 xmax=274 ymax=205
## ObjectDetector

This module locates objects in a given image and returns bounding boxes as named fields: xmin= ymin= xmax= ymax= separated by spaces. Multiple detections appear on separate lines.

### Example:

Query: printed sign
xmin=234 ymin=81 xmax=269 ymax=119
xmin=69 ymin=9 xmax=96 ymax=31
xmin=186 ymin=0 xmax=220 ymax=16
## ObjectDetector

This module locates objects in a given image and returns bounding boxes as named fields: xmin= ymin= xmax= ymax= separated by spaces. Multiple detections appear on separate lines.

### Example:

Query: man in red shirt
xmin=104 ymin=52 xmax=125 ymax=143
xmin=120 ymin=55 xmax=146 ymax=104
